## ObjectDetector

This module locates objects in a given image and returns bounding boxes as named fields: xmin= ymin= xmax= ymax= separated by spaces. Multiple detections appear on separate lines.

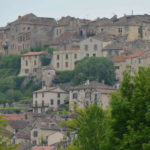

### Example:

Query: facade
xmin=19 ymin=51 xmax=44 ymax=76
xmin=79 ymin=37 xmax=103 ymax=58
xmin=33 ymin=87 xmax=69 ymax=113
xmin=51 ymin=49 xmax=80 ymax=71
xmin=42 ymin=66 xmax=56 ymax=88
xmin=47 ymin=132 xmax=64 ymax=146
xmin=69 ymin=81 xmax=115 ymax=110
xmin=0 ymin=13 xmax=56 ymax=54
xmin=113 ymin=51 xmax=148 ymax=82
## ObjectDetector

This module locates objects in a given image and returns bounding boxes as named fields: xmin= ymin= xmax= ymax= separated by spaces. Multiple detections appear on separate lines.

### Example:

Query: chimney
xmin=18 ymin=16 xmax=21 ymax=19
xmin=102 ymin=80 xmax=105 ymax=85
xmin=85 ymin=80 xmax=90 ymax=85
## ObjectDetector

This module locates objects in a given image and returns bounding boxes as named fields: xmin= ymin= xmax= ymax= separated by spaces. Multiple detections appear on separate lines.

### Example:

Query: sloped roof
xmin=33 ymin=87 xmax=57 ymax=93
xmin=97 ymin=89 xmax=116 ymax=94
xmin=22 ymin=51 xmax=44 ymax=56
xmin=51 ymin=31 xmax=76 ymax=45
xmin=8 ymin=120 xmax=28 ymax=130
xmin=3 ymin=114 xmax=24 ymax=120
xmin=112 ymin=56 xmax=126 ymax=62
xmin=70 ymin=81 xmax=114 ymax=90
xmin=128 ymin=51 xmax=144 ymax=58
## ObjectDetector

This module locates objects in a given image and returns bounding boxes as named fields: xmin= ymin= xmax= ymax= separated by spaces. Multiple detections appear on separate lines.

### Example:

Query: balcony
xmin=32 ymin=103 xmax=49 ymax=108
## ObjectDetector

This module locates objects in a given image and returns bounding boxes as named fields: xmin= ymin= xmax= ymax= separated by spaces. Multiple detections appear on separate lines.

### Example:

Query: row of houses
xmin=1 ymin=13 xmax=150 ymax=55
xmin=2 ymin=113 xmax=70 ymax=150
xmin=32 ymin=81 xmax=116 ymax=113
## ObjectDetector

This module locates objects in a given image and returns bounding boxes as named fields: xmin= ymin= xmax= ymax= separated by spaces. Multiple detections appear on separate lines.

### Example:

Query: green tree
xmin=40 ymin=55 xmax=51 ymax=66
xmin=110 ymin=67 xmax=150 ymax=150
xmin=53 ymin=71 xmax=74 ymax=84
xmin=0 ymin=115 xmax=17 ymax=150
xmin=72 ymin=57 xmax=115 ymax=85
xmin=60 ymin=104 xmax=112 ymax=150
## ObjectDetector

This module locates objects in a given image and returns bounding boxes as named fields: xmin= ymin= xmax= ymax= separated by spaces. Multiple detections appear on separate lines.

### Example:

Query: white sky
xmin=0 ymin=0 xmax=149 ymax=26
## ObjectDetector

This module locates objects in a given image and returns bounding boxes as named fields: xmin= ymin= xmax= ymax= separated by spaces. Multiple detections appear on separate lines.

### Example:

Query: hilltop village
xmin=1 ymin=13 xmax=150 ymax=150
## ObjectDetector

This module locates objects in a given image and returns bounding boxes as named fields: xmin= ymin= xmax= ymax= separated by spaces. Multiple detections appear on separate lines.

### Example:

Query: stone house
xmin=112 ymin=56 xmax=127 ymax=81
xmin=69 ymin=81 xmax=116 ymax=111
xmin=0 ymin=13 xmax=56 ymax=54
xmin=19 ymin=51 xmax=44 ymax=76
xmin=42 ymin=66 xmax=56 ymax=88
xmin=11 ymin=127 xmax=31 ymax=145
xmin=79 ymin=37 xmax=103 ymax=58
xmin=113 ymin=51 xmax=147 ymax=82
xmin=51 ymin=49 xmax=80 ymax=71
xmin=33 ymin=87 xmax=69 ymax=113
xmin=31 ymin=118 xmax=66 ymax=146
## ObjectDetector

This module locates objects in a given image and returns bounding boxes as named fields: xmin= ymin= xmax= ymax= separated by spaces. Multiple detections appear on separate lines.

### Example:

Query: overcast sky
xmin=0 ymin=0 xmax=149 ymax=26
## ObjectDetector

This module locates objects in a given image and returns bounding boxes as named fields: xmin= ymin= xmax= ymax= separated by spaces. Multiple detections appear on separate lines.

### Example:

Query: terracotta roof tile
xmin=3 ymin=114 xmax=24 ymax=120
xmin=128 ymin=51 xmax=143 ymax=58
xmin=112 ymin=56 xmax=126 ymax=62
xmin=22 ymin=51 xmax=44 ymax=56
xmin=32 ymin=146 xmax=55 ymax=150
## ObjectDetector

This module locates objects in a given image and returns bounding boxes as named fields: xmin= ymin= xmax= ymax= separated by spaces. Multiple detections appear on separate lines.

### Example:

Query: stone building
xmin=79 ymin=36 xmax=103 ymax=58
xmin=113 ymin=51 xmax=148 ymax=82
xmin=19 ymin=51 xmax=44 ymax=76
xmin=51 ymin=49 xmax=80 ymax=71
xmin=69 ymin=81 xmax=116 ymax=110
xmin=42 ymin=66 xmax=56 ymax=88
xmin=79 ymin=15 xmax=150 ymax=42
xmin=0 ymin=13 xmax=56 ymax=54
xmin=32 ymin=87 xmax=69 ymax=113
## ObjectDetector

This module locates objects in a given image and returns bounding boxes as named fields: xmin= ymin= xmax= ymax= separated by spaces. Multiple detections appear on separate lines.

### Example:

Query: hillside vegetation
xmin=0 ymin=54 xmax=41 ymax=106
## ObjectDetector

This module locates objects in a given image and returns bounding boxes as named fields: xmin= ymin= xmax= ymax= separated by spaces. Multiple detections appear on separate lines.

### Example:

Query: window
xmin=35 ymin=93 xmax=37 ymax=98
xmin=33 ymin=68 xmax=37 ymax=72
xmin=85 ymin=45 xmax=88 ymax=51
xmin=139 ymin=58 xmax=141 ymax=64
xmin=57 ymin=55 xmax=59 ymax=60
xmin=35 ymin=101 xmax=37 ymax=106
xmin=65 ymin=62 xmax=68 ymax=68
xmin=85 ymin=92 xmax=91 ymax=98
xmin=74 ymin=54 xmax=77 ymax=59
xmin=28 ymin=27 xmax=30 ymax=30
xmin=57 ymin=100 xmax=60 ymax=105
xmin=33 ymin=131 xmax=38 ymax=137
xmin=101 ymin=28 xmax=104 ymax=32
xmin=43 ymin=81 xmax=45 ymax=87
xmin=118 ymin=28 xmax=122 ymax=33
xmin=50 ymin=99 xmax=54 ymax=105
xmin=57 ymin=93 xmax=60 ymax=98
xmin=66 ymin=54 xmax=68 ymax=59
xmin=94 ymin=44 xmax=97 ymax=50
xmin=25 ymin=69 xmax=29 ymax=73
xmin=32 ymin=140 xmax=37 ymax=145
xmin=115 ymin=66 xmax=120 ymax=69
xmin=86 ymin=101 xmax=89 ymax=107
xmin=26 ymin=60 xmax=28 ymax=66
xmin=57 ymin=63 xmax=59 ymax=68
xmin=73 ymin=93 xmax=78 ymax=99
xmin=34 ymin=60 xmax=36 ymax=65
xmin=95 ymin=94 xmax=97 ymax=100
xmin=93 ymin=53 xmax=96 ymax=56
xmin=86 ymin=53 xmax=89 ymax=56
xmin=42 ymin=100 xmax=44 ymax=106
xmin=42 ymin=93 xmax=44 ymax=98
